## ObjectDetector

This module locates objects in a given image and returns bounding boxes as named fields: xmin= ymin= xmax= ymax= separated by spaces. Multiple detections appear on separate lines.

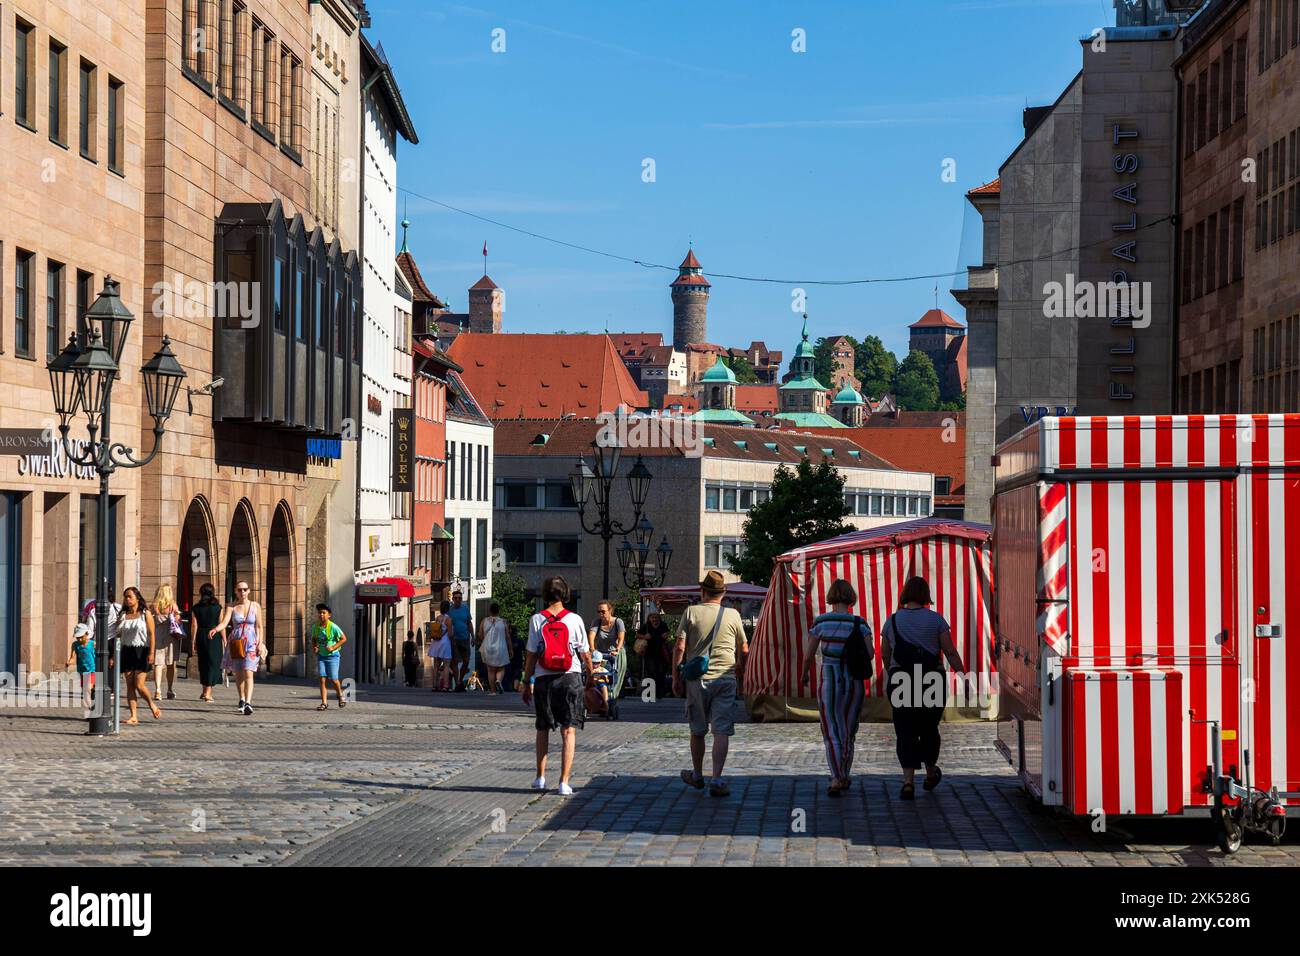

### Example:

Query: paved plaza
xmin=0 ymin=676 xmax=1294 ymax=867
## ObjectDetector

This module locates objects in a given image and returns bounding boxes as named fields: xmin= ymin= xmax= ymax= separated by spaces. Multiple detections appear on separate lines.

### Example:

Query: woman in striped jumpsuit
xmin=801 ymin=579 xmax=871 ymax=797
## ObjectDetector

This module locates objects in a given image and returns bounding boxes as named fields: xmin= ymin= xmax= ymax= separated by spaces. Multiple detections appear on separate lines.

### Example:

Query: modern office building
xmin=492 ymin=419 xmax=933 ymax=622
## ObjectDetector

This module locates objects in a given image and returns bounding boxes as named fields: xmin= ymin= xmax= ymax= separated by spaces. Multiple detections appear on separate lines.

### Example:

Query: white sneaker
xmin=531 ymin=776 xmax=546 ymax=790
xmin=557 ymin=782 xmax=575 ymax=796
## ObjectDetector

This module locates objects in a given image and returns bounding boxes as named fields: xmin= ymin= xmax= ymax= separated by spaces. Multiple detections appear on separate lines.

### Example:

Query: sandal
xmin=923 ymin=767 xmax=943 ymax=791
xmin=150 ymin=706 xmax=162 ymax=720
xmin=316 ymin=703 xmax=329 ymax=711
xmin=338 ymin=700 xmax=346 ymax=708
xmin=124 ymin=716 xmax=139 ymax=726
xmin=900 ymin=781 xmax=915 ymax=801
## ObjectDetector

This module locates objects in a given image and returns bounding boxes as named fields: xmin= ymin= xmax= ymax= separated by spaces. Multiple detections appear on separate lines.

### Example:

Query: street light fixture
xmin=46 ymin=276 xmax=187 ymax=737
xmin=572 ymin=441 xmax=653 ymax=603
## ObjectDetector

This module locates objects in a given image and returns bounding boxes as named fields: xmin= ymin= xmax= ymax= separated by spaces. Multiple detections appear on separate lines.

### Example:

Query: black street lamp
xmin=570 ymin=444 xmax=653 ymax=602
xmin=619 ymin=520 xmax=673 ymax=690
xmin=46 ymin=277 xmax=187 ymax=736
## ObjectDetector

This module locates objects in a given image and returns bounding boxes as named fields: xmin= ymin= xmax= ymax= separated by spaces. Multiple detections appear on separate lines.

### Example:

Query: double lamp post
xmin=46 ymin=277 xmax=187 ymax=736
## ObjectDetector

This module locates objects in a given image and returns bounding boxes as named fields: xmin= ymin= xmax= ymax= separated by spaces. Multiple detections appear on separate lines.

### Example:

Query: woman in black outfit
xmin=189 ymin=583 xmax=225 ymax=702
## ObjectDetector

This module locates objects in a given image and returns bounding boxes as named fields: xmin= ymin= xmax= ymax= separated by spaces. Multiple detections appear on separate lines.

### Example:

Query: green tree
xmin=893 ymin=349 xmax=941 ymax=411
xmin=938 ymin=390 xmax=967 ymax=412
xmin=491 ymin=565 xmax=534 ymax=644
xmin=855 ymin=335 xmax=898 ymax=400
xmin=722 ymin=354 xmax=760 ymax=384
xmin=727 ymin=458 xmax=857 ymax=586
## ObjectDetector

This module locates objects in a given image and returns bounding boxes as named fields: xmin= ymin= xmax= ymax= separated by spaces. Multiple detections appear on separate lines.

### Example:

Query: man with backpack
xmin=672 ymin=571 xmax=748 ymax=797
xmin=521 ymin=576 xmax=593 ymax=796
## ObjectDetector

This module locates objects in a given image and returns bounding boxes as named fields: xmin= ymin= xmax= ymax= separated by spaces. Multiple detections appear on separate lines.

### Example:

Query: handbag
xmin=169 ymin=611 xmax=185 ymax=637
xmin=680 ymin=605 xmax=726 ymax=681
xmin=841 ymin=618 xmax=873 ymax=682
xmin=229 ymin=633 xmax=247 ymax=660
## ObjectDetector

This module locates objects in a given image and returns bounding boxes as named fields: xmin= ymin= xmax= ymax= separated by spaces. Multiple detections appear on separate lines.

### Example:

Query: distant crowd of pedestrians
xmin=70 ymin=570 xmax=964 ymax=805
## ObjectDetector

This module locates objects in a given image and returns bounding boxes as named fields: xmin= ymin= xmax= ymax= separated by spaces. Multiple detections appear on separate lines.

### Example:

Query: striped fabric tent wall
xmin=744 ymin=518 xmax=997 ymax=722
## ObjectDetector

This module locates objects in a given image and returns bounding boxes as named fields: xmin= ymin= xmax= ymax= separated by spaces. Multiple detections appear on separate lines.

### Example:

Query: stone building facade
xmin=0 ymin=0 xmax=147 ymax=674
xmin=1175 ymin=0 xmax=1251 ymax=412
xmin=141 ymin=0 xmax=329 ymax=674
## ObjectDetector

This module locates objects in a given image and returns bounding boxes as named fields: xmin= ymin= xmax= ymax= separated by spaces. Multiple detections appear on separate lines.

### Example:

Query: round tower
xmin=671 ymin=248 xmax=709 ymax=349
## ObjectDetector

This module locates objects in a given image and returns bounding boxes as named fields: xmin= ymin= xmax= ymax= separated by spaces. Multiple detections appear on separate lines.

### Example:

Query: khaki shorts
xmin=685 ymin=674 xmax=738 ymax=736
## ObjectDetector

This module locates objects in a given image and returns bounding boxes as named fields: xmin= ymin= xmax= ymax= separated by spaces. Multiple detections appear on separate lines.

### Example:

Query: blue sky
xmin=370 ymin=0 xmax=1119 ymax=358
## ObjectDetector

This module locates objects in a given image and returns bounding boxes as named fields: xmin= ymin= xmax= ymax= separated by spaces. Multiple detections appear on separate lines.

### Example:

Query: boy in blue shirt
xmin=312 ymin=603 xmax=348 ymax=710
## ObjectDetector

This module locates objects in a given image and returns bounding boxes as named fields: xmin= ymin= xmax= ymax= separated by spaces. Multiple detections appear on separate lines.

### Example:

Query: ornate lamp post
xmin=617 ymin=519 xmax=672 ymax=690
xmin=569 ymin=443 xmax=653 ymax=603
xmin=46 ymin=277 xmax=187 ymax=736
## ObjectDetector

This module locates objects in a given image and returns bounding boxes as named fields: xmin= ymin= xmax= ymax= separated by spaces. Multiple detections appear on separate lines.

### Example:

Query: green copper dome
xmin=700 ymin=355 xmax=737 ymax=384
xmin=832 ymin=383 xmax=865 ymax=406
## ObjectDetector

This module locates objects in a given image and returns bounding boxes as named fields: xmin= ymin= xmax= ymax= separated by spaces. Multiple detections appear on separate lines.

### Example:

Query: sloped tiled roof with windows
xmin=446 ymin=334 xmax=649 ymax=419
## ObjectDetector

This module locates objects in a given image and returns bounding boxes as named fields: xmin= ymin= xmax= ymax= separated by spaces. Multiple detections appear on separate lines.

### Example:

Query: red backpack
xmin=538 ymin=609 xmax=574 ymax=671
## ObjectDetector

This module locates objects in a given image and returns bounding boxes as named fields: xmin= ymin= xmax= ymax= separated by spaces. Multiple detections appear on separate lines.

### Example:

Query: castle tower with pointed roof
xmin=671 ymin=247 xmax=709 ymax=350
xmin=468 ymin=273 xmax=503 ymax=334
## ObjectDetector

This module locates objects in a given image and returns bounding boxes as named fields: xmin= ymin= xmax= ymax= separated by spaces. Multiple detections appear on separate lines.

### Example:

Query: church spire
xmin=400 ymin=199 xmax=411 ymax=254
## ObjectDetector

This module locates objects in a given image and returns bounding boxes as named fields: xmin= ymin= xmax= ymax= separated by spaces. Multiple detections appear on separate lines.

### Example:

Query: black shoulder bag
xmin=841 ymin=617 xmax=873 ymax=682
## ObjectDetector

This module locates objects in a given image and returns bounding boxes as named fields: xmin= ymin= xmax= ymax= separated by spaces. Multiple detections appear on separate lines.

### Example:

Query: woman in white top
xmin=478 ymin=602 xmax=511 ymax=694
xmin=117 ymin=586 xmax=161 ymax=724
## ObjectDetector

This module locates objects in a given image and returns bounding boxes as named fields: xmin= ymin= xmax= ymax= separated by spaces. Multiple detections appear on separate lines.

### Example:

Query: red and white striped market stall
xmin=994 ymin=415 xmax=1300 ymax=852
xmin=744 ymin=518 xmax=997 ymax=722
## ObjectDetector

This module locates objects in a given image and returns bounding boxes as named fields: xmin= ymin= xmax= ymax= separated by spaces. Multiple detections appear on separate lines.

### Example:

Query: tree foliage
xmin=722 ymin=354 xmax=761 ymax=385
xmin=727 ymin=458 xmax=857 ymax=586
xmin=893 ymin=348 xmax=941 ymax=411
xmin=856 ymin=335 xmax=898 ymax=400
xmin=491 ymin=565 xmax=534 ymax=643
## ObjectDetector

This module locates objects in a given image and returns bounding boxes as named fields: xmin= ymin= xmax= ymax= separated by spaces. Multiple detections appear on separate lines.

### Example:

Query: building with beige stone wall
xmin=139 ymin=0 xmax=360 ymax=674
xmin=0 ymin=0 xmax=147 ymax=676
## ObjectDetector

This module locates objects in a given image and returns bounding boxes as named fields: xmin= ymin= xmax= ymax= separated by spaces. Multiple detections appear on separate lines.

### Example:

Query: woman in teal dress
xmin=189 ymin=583 xmax=225 ymax=701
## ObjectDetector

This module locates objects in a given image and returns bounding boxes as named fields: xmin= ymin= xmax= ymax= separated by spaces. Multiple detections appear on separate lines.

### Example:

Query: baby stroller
xmin=584 ymin=650 xmax=620 ymax=721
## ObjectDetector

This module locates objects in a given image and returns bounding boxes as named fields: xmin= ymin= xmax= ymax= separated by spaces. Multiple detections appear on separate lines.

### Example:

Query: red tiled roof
xmin=492 ymin=418 xmax=899 ymax=468
xmin=640 ymin=345 xmax=677 ymax=367
xmin=396 ymin=251 xmax=448 ymax=308
xmin=968 ymin=178 xmax=1001 ymax=196
xmin=469 ymin=274 xmax=498 ymax=292
xmin=733 ymin=385 xmax=779 ymax=414
xmin=909 ymin=308 xmax=965 ymax=330
xmin=863 ymin=410 xmax=965 ymax=428
xmin=671 ymin=273 xmax=711 ymax=289
xmin=663 ymin=394 xmax=699 ymax=413
xmin=797 ymin=422 xmax=966 ymax=502
xmin=680 ymin=249 xmax=702 ymax=269
xmin=446 ymin=334 xmax=650 ymax=419
xmin=610 ymin=332 xmax=664 ymax=359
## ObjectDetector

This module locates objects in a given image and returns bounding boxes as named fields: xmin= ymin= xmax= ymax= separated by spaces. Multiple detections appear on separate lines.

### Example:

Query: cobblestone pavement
xmin=0 ymin=675 xmax=1295 ymax=866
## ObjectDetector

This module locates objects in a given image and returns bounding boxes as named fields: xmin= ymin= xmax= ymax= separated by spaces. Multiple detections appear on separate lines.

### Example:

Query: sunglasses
xmin=236 ymin=587 xmax=249 ymax=592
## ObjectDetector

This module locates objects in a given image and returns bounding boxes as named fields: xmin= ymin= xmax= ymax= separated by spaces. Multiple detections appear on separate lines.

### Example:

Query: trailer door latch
xmin=1255 ymin=624 xmax=1282 ymax=639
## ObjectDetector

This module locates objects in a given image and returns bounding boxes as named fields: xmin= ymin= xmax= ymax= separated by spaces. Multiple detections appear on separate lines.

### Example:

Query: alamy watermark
xmin=595 ymin=410 xmax=705 ymax=458
xmin=1042 ymin=273 xmax=1152 ymax=329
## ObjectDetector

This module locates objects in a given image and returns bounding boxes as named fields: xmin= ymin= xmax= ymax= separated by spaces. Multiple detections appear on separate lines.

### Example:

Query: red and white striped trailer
xmin=744 ymin=517 xmax=997 ymax=722
xmin=993 ymin=415 xmax=1300 ymax=851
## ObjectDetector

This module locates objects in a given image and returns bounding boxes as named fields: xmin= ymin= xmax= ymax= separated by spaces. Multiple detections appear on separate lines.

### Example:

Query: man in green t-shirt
xmin=312 ymin=603 xmax=348 ymax=710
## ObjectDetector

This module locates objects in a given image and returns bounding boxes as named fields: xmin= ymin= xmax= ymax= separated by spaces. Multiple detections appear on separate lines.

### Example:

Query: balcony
xmin=213 ymin=200 xmax=361 ymax=438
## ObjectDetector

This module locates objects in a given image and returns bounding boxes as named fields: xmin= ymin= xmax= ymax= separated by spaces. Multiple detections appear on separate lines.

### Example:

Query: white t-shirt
xmin=527 ymin=610 xmax=588 ymax=677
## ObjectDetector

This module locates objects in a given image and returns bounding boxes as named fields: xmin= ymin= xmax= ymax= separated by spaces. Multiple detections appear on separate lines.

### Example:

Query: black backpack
xmin=841 ymin=618 xmax=873 ymax=682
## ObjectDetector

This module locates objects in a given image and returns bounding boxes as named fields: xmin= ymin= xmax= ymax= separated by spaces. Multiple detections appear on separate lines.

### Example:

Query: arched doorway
xmin=265 ymin=502 xmax=296 ymax=662
xmin=176 ymin=497 xmax=217 ymax=615
xmin=226 ymin=500 xmax=259 ymax=604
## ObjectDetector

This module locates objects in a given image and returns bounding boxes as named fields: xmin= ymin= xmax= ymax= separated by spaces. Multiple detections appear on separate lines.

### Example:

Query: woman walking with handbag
xmin=118 ymin=586 xmax=162 ymax=724
xmin=190 ymin=583 xmax=224 ymax=702
xmin=882 ymin=576 xmax=965 ymax=800
xmin=800 ymin=579 xmax=872 ymax=797
xmin=209 ymin=581 xmax=266 ymax=716
xmin=150 ymin=583 xmax=183 ymax=700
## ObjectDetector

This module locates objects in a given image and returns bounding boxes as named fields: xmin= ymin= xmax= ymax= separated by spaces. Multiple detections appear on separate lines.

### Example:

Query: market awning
xmin=356 ymin=577 xmax=417 ymax=605
xmin=639 ymin=583 xmax=768 ymax=604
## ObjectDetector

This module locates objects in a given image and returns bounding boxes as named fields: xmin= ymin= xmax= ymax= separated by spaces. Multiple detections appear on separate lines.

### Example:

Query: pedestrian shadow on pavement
xmin=523 ymin=772 xmax=1281 ymax=861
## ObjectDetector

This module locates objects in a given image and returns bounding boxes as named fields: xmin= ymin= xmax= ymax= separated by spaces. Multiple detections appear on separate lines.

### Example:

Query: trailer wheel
xmin=1217 ymin=811 xmax=1243 ymax=855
